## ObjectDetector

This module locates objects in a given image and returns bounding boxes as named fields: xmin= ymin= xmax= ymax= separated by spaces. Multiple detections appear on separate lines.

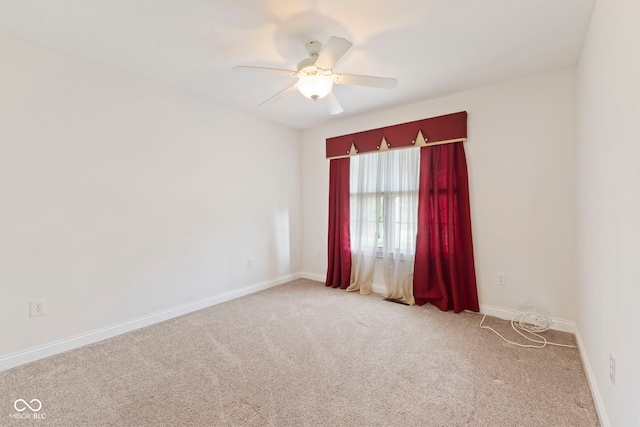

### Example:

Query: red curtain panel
xmin=325 ymin=158 xmax=352 ymax=288
xmin=413 ymin=143 xmax=479 ymax=312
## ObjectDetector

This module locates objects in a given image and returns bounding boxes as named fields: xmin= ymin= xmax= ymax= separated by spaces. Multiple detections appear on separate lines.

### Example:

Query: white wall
xmin=302 ymin=68 xmax=578 ymax=322
xmin=0 ymin=35 xmax=301 ymax=360
xmin=576 ymin=0 xmax=640 ymax=425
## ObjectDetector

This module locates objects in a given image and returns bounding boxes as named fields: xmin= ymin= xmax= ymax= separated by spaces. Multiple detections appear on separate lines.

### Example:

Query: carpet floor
xmin=0 ymin=279 xmax=598 ymax=426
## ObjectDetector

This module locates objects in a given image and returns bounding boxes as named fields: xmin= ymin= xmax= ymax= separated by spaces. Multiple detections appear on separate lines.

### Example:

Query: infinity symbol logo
xmin=14 ymin=399 xmax=42 ymax=412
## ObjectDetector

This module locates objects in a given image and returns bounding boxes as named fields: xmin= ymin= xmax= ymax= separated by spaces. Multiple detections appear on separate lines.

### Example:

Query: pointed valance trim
xmin=325 ymin=111 xmax=468 ymax=159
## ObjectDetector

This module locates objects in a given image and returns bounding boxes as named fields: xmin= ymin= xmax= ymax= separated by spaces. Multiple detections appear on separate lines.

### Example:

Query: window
xmin=349 ymin=148 xmax=419 ymax=258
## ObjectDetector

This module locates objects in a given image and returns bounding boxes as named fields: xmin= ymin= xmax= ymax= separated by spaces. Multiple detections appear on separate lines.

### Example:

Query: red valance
xmin=325 ymin=111 xmax=467 ymax=159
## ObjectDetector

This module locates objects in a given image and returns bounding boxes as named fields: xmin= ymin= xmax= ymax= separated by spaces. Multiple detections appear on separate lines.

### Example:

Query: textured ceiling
xmin=0 ymin=0 xmax=595 ymax=130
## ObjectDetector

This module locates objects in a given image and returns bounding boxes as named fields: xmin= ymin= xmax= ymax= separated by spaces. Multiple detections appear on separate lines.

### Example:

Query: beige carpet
xmin=1 ymin=279 xmax=598 ymax=426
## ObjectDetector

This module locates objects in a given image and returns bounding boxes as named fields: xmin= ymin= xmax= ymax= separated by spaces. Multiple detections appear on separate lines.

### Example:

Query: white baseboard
xmin=300 ymin=272 xmax=325 ymax=282
xmin=574 ymin=327 xmax=610 ymax=427
xmin=0 ymin=273 xmax=301 ymax=372
xmin=371 ymin=283 xmax=387 ymax=295
xmin=478 ymin=304 xmax=575 ymax=333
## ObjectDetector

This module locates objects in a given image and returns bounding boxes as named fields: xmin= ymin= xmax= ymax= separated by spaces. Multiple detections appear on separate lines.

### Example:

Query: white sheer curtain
xmin=380 ymin=148 xmax=419 ymax=304
xmin=347 ymin=152 xmax=380 ymax=294
xmin=347 ymin=148 xmax=419 ymax=303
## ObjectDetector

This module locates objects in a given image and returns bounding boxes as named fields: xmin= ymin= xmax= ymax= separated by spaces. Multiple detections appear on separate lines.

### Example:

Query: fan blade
xmin=315 ymin=37 xmax=353 ymax=70
xmin=234 ymin=66 xmax=297 ymax=77
xmin=259 ymin=83 xmax=298 ymax=106
xmin=334 ymin=73 xmax=397 ymax=89
xmin=322 ymin=92 xmax=344 ymax=115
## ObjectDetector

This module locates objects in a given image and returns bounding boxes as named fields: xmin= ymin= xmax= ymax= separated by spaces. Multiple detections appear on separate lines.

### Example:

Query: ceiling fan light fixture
xmin=297 ymin=70 xmax=333 ymax=100
xmin=234 ymin=36 xmax=397 ymax=114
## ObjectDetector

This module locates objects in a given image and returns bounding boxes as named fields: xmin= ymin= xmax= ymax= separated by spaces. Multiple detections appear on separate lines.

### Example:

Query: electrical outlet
xmin=497 ymin=272 xmax=507 ymax=286
xmin=609 ymin=353 xmax=616 ymax=384
xmin=247 ymin=259 xmax=253 ymax=269
xmin=30 ymin=299 xmax=46 ymax=317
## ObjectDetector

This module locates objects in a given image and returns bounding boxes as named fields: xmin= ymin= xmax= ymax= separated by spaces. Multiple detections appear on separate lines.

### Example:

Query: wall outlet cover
xmin=30 ymin=299 xmax=47 ymax=317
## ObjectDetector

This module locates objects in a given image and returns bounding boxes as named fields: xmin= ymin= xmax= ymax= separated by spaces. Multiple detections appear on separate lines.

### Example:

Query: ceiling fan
xmin=233 ymin=36 xmax=398 ymax=115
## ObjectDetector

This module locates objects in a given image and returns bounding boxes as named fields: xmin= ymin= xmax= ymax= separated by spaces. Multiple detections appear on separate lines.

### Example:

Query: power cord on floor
xmin=479 ymin=307 xmax=577 ymax=349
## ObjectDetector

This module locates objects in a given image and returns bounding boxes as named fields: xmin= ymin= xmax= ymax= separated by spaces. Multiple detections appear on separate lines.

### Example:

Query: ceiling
xmin=0 ymin=0 xmax=595 ymax=130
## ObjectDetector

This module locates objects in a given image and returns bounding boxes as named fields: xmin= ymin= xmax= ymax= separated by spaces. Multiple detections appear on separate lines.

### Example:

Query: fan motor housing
xmin=297 ymin=57 xmax=317 ymax=72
